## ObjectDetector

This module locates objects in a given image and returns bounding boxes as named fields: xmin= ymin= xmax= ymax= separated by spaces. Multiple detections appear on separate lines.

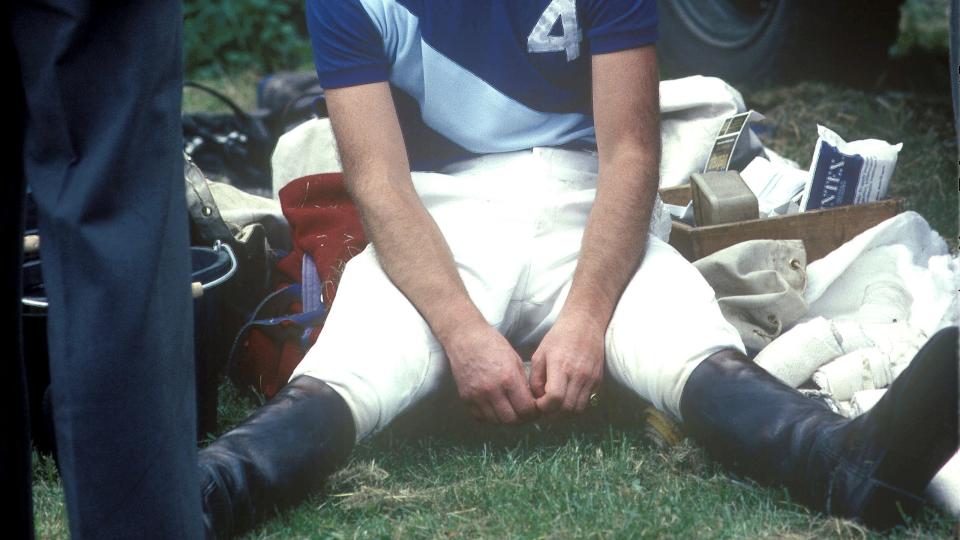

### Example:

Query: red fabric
xmin=276 ymin=173 xmax=368 ymax=305
xmin=232 ymin=174 xmax=367 ymax=398
xmin=238 ymin=328 xmax=286 ymax=398
xmin=230 ymin=295 xmax=305 ymax=398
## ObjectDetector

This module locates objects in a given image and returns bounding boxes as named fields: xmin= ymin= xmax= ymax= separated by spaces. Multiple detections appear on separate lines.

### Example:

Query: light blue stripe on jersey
xmin=419 ymin=41 xmax=595 ymax=152
xmin=355 ymin=0 xmax=596 ymax=154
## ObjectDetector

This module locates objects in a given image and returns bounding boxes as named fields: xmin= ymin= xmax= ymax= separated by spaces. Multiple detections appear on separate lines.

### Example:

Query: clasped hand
xmin=445 ymin=313 xmax=605 ymax=425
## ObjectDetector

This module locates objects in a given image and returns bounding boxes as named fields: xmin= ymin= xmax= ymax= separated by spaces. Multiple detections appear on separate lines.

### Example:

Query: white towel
xmin=848 ymin=388 xmax=887 ymax=416
xmin=846 ymin=277 xmax=913 ymax=324
xmin=659 ymin=76 xmax=757 ymax=187
xmin=271 ymin=117 xmax=342 ymax=198
xmin=804 ymin=212 xmax=959 ymax=337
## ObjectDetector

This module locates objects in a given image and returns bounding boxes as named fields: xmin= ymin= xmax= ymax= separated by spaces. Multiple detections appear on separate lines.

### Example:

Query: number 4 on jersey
xmin=527 ymin=0 xmax=582 ymax=62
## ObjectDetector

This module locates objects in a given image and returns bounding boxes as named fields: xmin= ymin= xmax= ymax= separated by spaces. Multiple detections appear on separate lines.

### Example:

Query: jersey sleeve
xmin=306 ymin=0 xmax=389 ymax=89
xmin=581 ymin=0 xmax=658 ymax=54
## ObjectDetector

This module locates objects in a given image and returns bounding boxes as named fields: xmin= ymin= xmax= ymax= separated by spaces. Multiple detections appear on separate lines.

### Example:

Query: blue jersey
xmin=307 ymin=0 xmax=658 ymax=169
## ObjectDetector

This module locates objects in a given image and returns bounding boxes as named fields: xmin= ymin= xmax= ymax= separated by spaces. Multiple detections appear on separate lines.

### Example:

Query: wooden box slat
xmin=658 ymin=185 xmax=903 ymax=262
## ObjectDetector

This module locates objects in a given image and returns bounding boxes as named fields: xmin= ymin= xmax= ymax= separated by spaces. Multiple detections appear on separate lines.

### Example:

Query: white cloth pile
xmin=757 ymin=212 xmax=957 ymax=400
xmin=753 ymin=211 xmax=959 ymax=515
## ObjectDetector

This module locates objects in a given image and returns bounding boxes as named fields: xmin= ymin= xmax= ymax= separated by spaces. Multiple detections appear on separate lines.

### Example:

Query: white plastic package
xmin=799 ymin=125 xmax=902 ymax=212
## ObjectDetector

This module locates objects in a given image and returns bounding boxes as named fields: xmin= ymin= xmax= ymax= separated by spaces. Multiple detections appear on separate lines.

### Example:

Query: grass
xmin=182 ymin=67 xmax=262 ymax=114
xmin=205 ymin=385 xmax=958 ymax=538
xmin=31 ymin=452 xmax=66 ymax=539
xmin=31 ymin=1 xmax=959 ymax=537
xmin=30 ymin=380 xmax=959 ymax=539
xmin=238 ymin=420 xmax=958 ymax=540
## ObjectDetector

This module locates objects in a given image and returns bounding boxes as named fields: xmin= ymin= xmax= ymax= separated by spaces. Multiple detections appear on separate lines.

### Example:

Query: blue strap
xmin=301 ymin=254 xmax=324 ymax=313
xmin=225 ymin=283 xmax=329 ymax=375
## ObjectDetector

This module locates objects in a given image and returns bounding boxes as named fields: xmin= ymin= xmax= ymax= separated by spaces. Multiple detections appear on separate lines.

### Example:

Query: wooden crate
xmin=659 ymin=185 xmax=904 ymax=262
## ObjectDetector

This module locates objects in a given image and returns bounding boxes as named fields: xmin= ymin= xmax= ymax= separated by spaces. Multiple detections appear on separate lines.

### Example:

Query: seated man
xmin=198 ymin=1 xmax=959 ymax=537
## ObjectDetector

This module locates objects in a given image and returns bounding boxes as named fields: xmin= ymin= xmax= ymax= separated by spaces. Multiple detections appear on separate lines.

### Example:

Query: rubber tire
xmin=656 ymin=0 xmax=903 ymax=88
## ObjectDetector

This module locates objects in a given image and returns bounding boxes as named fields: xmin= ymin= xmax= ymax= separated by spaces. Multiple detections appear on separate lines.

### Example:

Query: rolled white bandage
xmin=754 ymin=317 xmax=843 ymax=387
xmin=831 ymin=320 xmax=927 ymax=360
xmin=812 ymin=348 xmax=894 ymax=402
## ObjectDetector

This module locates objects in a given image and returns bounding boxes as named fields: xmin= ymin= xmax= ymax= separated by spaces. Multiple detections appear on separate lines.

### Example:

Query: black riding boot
xmin=680 ymin=326 xmax=958 ymax=528
xmin=199 ymin=376 xmax=355 ymax=539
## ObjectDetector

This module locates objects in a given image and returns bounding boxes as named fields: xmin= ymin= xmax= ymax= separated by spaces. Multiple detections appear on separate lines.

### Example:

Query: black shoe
xmin=680 ymin=326 xmax=958 ymax=529
xmin=199 ymin=376 xmax=355 ymax=539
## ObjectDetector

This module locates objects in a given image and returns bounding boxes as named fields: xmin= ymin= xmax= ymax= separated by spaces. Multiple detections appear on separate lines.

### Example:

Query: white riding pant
xmin=292 ymin=148 xmax=745 ymax=440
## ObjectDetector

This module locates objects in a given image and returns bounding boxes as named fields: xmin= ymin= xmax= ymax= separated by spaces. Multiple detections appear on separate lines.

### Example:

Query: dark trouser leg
xmin=199 ymin=376 xmax=355 ymax=539
xmin=11 ymin=2 xmax=203 ymax=537
xmin=2 ymin=9 xmax=32 ymax=537
xmin=680 ymin=327 xmax=959 ymax=528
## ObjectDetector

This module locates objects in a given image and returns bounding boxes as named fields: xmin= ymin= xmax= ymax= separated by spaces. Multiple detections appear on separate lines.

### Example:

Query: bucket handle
xmin=22 ymin=240 xmax=238 ymax=308
xmin=191 ymin=240 xmax=238 ymax=298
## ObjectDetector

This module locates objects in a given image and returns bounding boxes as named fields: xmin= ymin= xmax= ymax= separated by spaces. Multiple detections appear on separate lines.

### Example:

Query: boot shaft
xmin=199 ymin=376 xmax=355 ymax=538
xmin=680 ymin=327 xmax=958 ymax=528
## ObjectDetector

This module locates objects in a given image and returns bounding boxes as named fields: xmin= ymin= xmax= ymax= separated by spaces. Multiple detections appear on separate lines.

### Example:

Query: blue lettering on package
xmin=808 ymin=141 xmax=864 ymax=210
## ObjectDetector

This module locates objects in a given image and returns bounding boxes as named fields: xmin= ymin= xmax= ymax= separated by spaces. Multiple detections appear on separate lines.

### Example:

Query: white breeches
xmin=291 ymin=148 xmax=745 ymax=439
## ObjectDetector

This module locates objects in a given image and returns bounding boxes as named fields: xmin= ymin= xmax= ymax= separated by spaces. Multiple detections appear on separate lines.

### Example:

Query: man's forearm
xmin=325 ymin=82 xmax=487 ymax=346
xmin=560 ymin=151 xmax=659 ymax=326
xmin=348 ymin=173 xmax=488 ymax=343
xmin=559 ymin=45 xmax=662 ymax=329
xmin=528 ymin=147 xmax=658 ymax=413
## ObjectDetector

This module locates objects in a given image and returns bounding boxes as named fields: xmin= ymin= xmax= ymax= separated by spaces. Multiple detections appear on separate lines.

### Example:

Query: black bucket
xmin=21 ymin=242 xmax=237 ymax=449
xmin=190 ymin=242 xmax=236 ymax=439
xmin=22 ymin=255 xmax=54 ymax=454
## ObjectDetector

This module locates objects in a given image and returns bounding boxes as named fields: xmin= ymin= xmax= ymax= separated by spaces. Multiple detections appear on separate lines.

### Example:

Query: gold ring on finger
xmin=589 ymin=392 xmax=601 ymax=408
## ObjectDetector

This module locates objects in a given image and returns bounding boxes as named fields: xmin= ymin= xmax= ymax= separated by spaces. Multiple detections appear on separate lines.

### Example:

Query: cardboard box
xmin=659 ymin=185 xmax=904 ymax=262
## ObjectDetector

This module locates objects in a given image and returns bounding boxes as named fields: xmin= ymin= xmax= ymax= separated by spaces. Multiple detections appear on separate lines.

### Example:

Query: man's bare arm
xmin=567 ymin=46 xmax=660 ymax=325
xmin=324 ymin=82 xmax=537 ymax=424
xmin=531 ymin=46 xmax=661 ymax=413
